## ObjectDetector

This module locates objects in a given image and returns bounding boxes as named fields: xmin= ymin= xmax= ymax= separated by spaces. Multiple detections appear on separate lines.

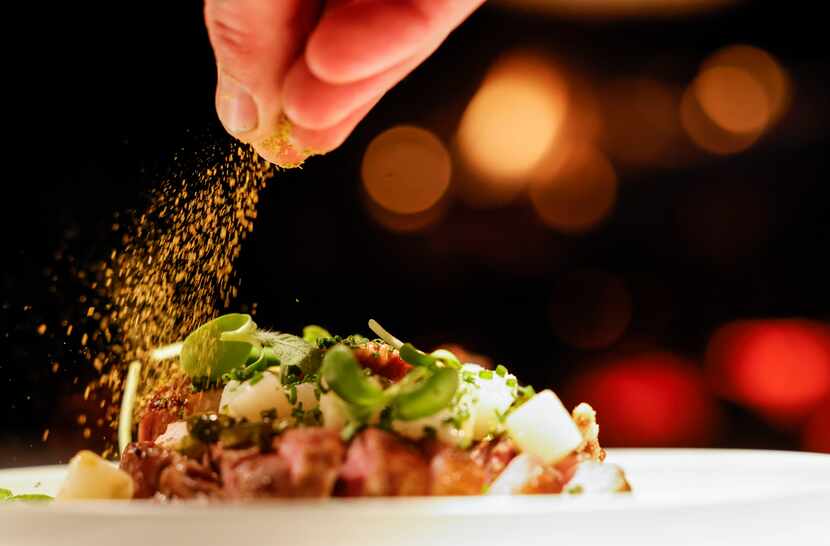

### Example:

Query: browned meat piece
xmin=137 ymin=409 xmax=179 ymax=443
xmin=218 ymin=429 xmax=344 ymax=499
xmin=119 ymin=442 xmax=174 ymax=498
xmin=219 ymin=448 xmax=291 ymax=499
xmin=428 ymin=444 xmax=487 ymax=495
xmin=337 ymin=428 xmax=430 ymax=496
xmin=572 ymin=403 xmax=606 ymax=463
xmin=185 ymin=389 xmax=223 ymax=416
xmin=519 ymin=455 xmax=581 ymax=495
xmin=353 ymin=342 xmax=412 ymax=382
xmin=470 ymin=436 xmax=518 ymax=484
xmin=276 ymin=428 xmax=345 ymax=497
xmin=158 ymin=455 xmax=222 ymax=500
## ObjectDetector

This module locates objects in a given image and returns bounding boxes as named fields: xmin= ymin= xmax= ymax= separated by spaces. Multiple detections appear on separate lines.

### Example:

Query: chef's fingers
xmin=252 ymin=94 xmax=383 ymax=166
xmin=204 ymin=0 xmax=320 ymax=143
xmin=305 ymin=0 xmax=485 ymax=85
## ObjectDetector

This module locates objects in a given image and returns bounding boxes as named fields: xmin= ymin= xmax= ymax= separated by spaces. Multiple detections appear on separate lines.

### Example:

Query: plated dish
xmin=30 ymin=315 xmax=631 ymax=501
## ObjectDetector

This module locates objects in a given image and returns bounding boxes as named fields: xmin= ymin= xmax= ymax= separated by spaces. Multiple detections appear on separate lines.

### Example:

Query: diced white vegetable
xmin=155 ymin=421 xmax=188 ymax=449
xmin=220 ymin=371 xmax=291 ymax=421
xmin=505 ymin=390 xmax=583 ymax=465
xmin=220 ymin=369 xmax=321 ymax=422
xmin=487 ymin=454 xmax=541 ymax=495
xmin=319 ymin=391 xmax=350 ymax=430
xmin=294 ymin=382 xmax=320 ymax=412
xmin=461 ymin=363 xmax=517 ymax=440
xmin=56 ymin=451 xmax=134 ymax=500
xmin=563 ymin=461 xmax=631 ymax=494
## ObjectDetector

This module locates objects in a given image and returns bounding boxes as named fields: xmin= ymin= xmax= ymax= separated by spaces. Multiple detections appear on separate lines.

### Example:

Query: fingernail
xmin=217 ymin=71 xmax=258 ymax=134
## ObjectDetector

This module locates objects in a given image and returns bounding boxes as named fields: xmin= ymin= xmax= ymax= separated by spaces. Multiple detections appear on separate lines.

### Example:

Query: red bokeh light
xmin=706 ymin=319 xmax=830 ymax=422
xmin=803 ymin=400 xmax=830 ymax=454
xmin=565 ymin=352 xmax=720 ymax=447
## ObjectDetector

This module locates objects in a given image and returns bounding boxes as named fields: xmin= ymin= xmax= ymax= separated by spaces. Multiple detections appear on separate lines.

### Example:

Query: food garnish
xmin=58 ymin=315 xmax=630 ymax=501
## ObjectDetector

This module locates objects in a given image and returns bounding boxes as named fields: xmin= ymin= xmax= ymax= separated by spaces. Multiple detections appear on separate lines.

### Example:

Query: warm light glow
xmin=680 ymin=84 xmax=761 ymax=155
xmin=456 ymin=52 xmax=568 ymax=184
xmin=528 ymin=144 xmax=617 ymax=233
xmin=703 ymin=45 xmax=790 ymax=124
xmin=706 ymin=320 xmax=830 ymax=421
xmin=695 ymin=66 xmax=770 ymax=134
xmin=364 ymin=196 xmax=447 ymax=234
xmin=601 ymin=78 xmax=683 ymax=166
xmin=550 ymin=270 xmax=632 ymax=350
xmin=681 ymin=44 xmax=790 ymax=155
xmin=362 ymin=125 xmax=452 ymax=215
xmin=565 ymin=353 xmax=720 ymax=447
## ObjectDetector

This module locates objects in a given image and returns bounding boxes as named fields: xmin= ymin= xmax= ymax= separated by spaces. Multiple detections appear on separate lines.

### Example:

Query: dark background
xmin=2 ymin=1 xmax=829 ymax=467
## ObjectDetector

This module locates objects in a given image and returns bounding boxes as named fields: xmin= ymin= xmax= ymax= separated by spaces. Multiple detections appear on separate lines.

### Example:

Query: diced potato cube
xmin=505 ymin=390 xmax=583 ymax=465
xmin=56 ymin=451 xmax=134 ymax=500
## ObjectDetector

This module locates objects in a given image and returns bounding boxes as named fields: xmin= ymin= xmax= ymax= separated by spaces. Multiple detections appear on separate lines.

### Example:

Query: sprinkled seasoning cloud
xmin=67 ymin=144 xmax=272 ymax=456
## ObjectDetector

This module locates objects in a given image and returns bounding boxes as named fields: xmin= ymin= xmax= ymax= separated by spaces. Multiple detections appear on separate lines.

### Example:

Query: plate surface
xmin=2 ymin=449 xmax=829 ymax=546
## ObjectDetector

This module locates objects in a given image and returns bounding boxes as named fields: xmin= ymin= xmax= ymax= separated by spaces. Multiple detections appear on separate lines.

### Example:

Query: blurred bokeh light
xmin=601 ymin=78 xmax=685 ymax=167
xmin=702 ymin=45 xmax=790 ymax=126
xmin=803 ymin=400 xmax=830 ymax=454
xmin=550 ymin=270 xmax=632 ymax=350
xmin=456 ymin=51 xmax=568 ymax=206
xmin=695 ymin=66 xmax=770 ymax=134
xmin=565 ymin=352 xmax=721 ymax=446
xmin=362 ymin=125 xmax=452 ymax=215
xmin=528 ymin=143 xmax=618 ymax=233
xmin=706 ymin=320 xmax=830 ymax=423
xmin=681 ymin=44 xmax=790 ymax=155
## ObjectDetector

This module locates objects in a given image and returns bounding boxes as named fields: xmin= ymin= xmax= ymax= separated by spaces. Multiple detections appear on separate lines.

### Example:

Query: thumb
xmin=204 ymin=0 xmax=319 ymax=142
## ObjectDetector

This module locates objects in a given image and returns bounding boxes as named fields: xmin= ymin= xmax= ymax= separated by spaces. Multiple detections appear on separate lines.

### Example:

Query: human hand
xmin=204 ymin=0 xmax=485 ymax=167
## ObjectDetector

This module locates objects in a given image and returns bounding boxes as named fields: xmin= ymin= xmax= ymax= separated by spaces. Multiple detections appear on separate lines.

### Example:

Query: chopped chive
xmin=495 ymin=364 xmax=508 ymax=377
xmin=506 ymin=377 xmax=518 ymax=388
xmin=478 ymin=370 xmax=494 ymax=380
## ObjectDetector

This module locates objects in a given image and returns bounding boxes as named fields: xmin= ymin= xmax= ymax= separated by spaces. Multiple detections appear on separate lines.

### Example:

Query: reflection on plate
xmin=2 ymin=449 xmax=828 ymax=546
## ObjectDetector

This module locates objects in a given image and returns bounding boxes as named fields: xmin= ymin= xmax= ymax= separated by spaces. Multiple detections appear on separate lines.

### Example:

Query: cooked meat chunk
xmin=572 ymin=403 xmax=605 ymax=463
xmin=337 ymin=428 xmax=430 ymax=496
xmin=353 ymin=342 xmax=412 ymax=382
xmin=276 ymin=428 xmax=345 ymax=497
xmin=137 ymin=409 xmax=179 ymax=443
xmin=219 ymin=447 xmax=290 ymax=499
xmin=158 ymin=455 xmax=222 ymax=500
xmin=470 ymin=436 xmax=518 ymax=484
xmin=119 ymin=442 xmax=174 ymax=498
xmin=219 ymin=429 xmax=344 ymax=499
xmin=185 ymin=389 xmax=223 ymax=416
xmin=428 ymin=444 xmax=487 ymax=495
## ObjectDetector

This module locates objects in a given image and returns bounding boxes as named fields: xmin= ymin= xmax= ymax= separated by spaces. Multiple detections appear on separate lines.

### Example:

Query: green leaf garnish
xmin=5 ymin=494 xmax=53 ymax=502
xmin=255 ymin=331 xmax=321 ymax=376
xmin=0 ymin=488 xmax=11 ymax=500
xmin=181 ymin=314 xmax=258 ymax=380
xmin=393 ymin=367 xmax=460 ymax=421
xmin=302 ymin=325 xmax=331 ymax=345
xmin=321 ymin=344 xmax=385 ymax=408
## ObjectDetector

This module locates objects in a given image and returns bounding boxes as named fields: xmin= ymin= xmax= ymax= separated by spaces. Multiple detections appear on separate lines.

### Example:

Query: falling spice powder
xmin=64 ymin=144 xmax=273 ymax=455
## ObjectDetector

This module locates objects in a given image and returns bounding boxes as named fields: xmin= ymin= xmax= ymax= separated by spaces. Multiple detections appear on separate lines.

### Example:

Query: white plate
xmin=1 ymin=449 xmax=829 ymax=546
